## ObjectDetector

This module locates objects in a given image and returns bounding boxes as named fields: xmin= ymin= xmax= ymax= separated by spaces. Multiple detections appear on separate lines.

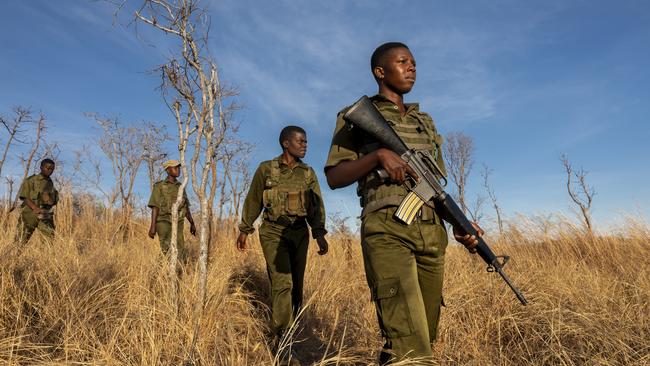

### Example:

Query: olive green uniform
xmin=16 ymin=173 xmax=58 ymax=244
xmin=325 ymin=95 xmax=448 ymax=363
xmin=148 ymin=180 xmax=190 ymax=259
xmin=239 ymin=156 xmax=327 ymax=335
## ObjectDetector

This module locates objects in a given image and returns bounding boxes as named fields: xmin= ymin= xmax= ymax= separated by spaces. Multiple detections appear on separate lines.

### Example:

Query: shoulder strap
xmin=270 ymin=159 xmax=280 ymax=183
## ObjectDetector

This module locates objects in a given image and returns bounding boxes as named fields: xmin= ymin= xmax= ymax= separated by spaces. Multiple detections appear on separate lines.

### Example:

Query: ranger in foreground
xmin=325 ymin=42 xmax=483 ymax=364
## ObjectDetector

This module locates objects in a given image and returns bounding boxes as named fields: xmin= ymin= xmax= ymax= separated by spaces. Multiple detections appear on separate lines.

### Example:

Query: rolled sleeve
xmin=18 ymin=177 xmax=32 ymax=201
xmin=324 ymin=112 xmax=360 ymax=172
xmin=238 ymin=164 xmax=266 ymax=235
xmin=147 ymin=184 xmax=161 ymax=208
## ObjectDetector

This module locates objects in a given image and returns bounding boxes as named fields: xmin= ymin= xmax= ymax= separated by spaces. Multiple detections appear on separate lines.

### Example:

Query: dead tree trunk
xmin=0 ymin=107 xmax=32 ymax=179
xmin=4 ymin=112 xmax=45 ymax=215
xmin=89 ymin=114 xmax=145 ymax=242
xmin=142 ymin=122 xmax=170 ymax=190
xmin=443 ymin=131 xmax=474 ymax=214
xmin=561 ymin=154 xmax=595 ymax=235
xmin=480 ymin=163 xmax=504 ymax=237
xmin=132 ymin=1 xmax=241 ymax=360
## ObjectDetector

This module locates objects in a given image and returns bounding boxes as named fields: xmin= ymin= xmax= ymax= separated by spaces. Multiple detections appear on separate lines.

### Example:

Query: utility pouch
xmin=285 ymin=191 xmax=308 ymax=216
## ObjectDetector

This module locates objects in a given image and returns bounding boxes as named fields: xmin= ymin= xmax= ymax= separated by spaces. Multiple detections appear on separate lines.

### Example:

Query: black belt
xmin=274 ymin=215 xmax=306 ymax=228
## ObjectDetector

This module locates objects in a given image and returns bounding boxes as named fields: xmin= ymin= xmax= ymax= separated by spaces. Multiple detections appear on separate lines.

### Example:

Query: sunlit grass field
xmin=1 ymin=192 xmax=648 ymax=365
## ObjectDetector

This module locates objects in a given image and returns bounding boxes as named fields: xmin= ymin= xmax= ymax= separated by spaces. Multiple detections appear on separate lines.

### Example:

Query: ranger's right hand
xmin=148 ymin=227 xmax=156 ymax=239
xmin=236 ymin=233 xmax=248 ymax=252
xmin=376 ymin=148 xmax=418 ymax=183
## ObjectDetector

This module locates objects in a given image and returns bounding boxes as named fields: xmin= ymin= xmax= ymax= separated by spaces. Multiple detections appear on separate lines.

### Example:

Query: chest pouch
xmin=39 ymin=191 xmax=54 ymax=206
xmin=262 ymin=161 xmax=310 ymax=221
xmin=38 ymin=181 xmax=57 ymax=207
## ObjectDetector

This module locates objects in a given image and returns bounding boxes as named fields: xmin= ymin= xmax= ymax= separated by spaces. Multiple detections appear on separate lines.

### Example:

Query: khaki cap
xmin=162 ymin=159 xmax=181 ymax=169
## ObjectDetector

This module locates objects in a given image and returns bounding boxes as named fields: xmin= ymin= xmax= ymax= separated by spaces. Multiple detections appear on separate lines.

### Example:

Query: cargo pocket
xmin=286 ymin=191 xmax=300 ymax=214
xmin=373 ymin=278 xmax=413 ymax=338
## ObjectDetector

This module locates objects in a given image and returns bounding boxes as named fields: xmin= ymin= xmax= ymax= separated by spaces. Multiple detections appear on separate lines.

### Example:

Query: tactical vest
xmin=30 ymin=175 xmax=58 ymax=208
xmin=157 ymin=182 xmax=187 ymax=220
xmin=38 ymin=182 xmax=58 ymax=207
xmin=357 ymin=106 xmax=444 ymax=221
xmin=262 ymin=159 xmax=312 ymax=222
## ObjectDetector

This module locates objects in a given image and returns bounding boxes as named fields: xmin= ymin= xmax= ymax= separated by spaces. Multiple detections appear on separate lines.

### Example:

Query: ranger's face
xmin=40 ymin=163 xmax=55 ymax=177
xmin=374 ymin=47 xmax=416 ymax=94
xmin=167 ymin=165 xmax=181 ymax=178
xmin=284 ymin=132 xmax=307 ymax=159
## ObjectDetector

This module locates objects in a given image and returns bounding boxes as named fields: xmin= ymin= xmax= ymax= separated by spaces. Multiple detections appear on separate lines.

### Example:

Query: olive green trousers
xmin=156 ymin=220 xmax=186 ymax=262
xmin=16 ymin=209 xmax=55 ymax=244
xmin=361 ymin=207 xmax=447 ymax=364
xmin=259 ymin=219 xmax=309 ymax=335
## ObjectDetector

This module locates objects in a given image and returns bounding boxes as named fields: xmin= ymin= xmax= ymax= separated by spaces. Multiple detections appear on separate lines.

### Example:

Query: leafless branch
xmin=561 ymin=154 xmax=595 ymax=234
xmin=443 ymin=131 xmax=474 ymax=214
xmin=480 ymin=163 xmax=504 ymax=237
xmin=0 ymin=106 xmax=34 ymax=178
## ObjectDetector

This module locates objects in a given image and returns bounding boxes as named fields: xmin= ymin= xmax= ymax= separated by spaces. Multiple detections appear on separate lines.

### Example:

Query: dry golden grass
xmin=1 ymin=194 xmax=648 ymax=365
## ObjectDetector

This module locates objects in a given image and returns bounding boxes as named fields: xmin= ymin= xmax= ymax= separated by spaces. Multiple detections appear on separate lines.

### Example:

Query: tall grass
xmin=1 ymin=192 xmax=648 ymax=365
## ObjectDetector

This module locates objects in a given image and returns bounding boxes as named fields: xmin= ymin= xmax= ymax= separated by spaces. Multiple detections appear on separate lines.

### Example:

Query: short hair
xmin=279 ymin=125 xmax=306 ymax=148
xmin=40 ymin=158 xmax=55 ymax=167
xmin=370 ymin=42 xmax=410 ymax=72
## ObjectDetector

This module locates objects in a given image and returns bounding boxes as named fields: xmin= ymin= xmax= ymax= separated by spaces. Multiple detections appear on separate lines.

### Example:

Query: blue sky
xmin=1 ymin=0 xmax=648 ymax=230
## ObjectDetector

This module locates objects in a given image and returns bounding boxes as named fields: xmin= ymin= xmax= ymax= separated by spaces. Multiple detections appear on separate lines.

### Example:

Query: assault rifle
xmin=343 ymin=95 xmax=528 ymax=305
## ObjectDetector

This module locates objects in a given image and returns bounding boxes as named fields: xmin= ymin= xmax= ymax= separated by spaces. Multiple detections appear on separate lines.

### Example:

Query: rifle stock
xmin=343 ymin=95 xmax=528 ymax=305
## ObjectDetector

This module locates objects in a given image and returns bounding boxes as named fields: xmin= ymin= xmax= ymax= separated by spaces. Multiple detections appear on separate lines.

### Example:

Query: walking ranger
xmin=16 ymin=158 xmax=58 ymax=244
xmin=148 ymin=159 xmax=196 ymax=261
xmin=237 ymin=126 xmax=329 ymax=365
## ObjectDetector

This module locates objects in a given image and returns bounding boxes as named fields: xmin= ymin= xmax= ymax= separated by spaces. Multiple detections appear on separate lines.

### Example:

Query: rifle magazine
xmin=395 ymin=191 xmax=425 ymax=225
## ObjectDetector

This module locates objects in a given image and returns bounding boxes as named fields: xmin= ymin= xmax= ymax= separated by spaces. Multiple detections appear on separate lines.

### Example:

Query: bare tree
xmin=6 ymin=114 xmax=48 ymax=213
xmin=4 ymin=177 xmax=16 ymax=215
xmin=210 ymin=106 xmax=243 ymax=237
xmin=131 ymin=0 xmax=240 ymax=358
xmin=467 ymin=194 xmax=485 ymax=224
xmin=87 ymin=113 xmax=146 ymax=240
xmin=228 ymin=156 xmax=251 ymax=221
xmin=443 ymin=131 xmax=474 ymax=214
xmin=216 ymin=158 xmax=230 ymax=223
xmin=18 ymin=113 xmax=46 ymax=180
xmin=329 ymin=212 xmax=354 ymax=262
xmin=38 ymin=142 xmax=69 ymax=188
xmin=35 ymin=141 xmax=62 ymax=168
xmin=480 ymin=163 xmax=504 ymax=237
xmin=141 ymin=122 xmax=170 ymax=190
xmin=0 ymin=107 xmax=32 ymax=178
xmin=73 ymin=146 xmax=120 ymax=209
xmin=561 ymin=154 xmax=595 ymax=235
xmin=215 ymin=140 xmax=251 ymax=222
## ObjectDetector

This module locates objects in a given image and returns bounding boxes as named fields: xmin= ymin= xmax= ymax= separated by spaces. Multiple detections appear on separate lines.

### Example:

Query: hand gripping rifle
xmin=343 ymin=96 xmax=528 ymax=305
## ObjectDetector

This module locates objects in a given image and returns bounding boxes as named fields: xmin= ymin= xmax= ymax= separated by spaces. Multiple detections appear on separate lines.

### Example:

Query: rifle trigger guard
xmin=486 ymin=255 xmax=510 ymax=272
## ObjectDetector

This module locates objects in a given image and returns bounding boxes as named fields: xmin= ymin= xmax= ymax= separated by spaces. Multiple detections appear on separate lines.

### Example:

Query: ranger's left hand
xmin=315 ymin=236 xmax=329 ymax=255
xmin=453 ymin=222 xmax=483 ymax=254
xmin=190 ymin=222 xmax=197 ymax=236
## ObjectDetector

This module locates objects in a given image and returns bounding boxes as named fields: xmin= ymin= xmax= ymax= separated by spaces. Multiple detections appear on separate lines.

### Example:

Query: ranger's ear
xmin=282 ymin=140 xmax=289 ymax=149
xmin=373 ymin=66 xmax=385 ymax=80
